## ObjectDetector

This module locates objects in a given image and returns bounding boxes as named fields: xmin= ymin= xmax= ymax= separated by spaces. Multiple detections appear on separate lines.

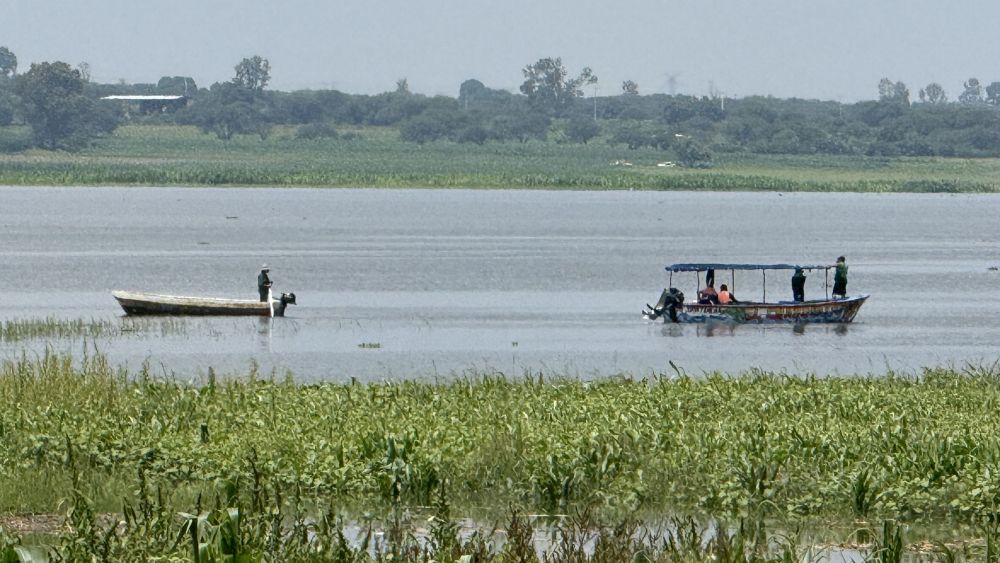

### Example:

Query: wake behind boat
xmin=112 ymin=289 xmax=296 ymax=317
xmin=643 ymin=263 xmax=867 ymax=324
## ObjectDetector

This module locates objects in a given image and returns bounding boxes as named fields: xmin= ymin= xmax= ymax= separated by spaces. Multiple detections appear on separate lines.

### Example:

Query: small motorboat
xmin=112 ymin=289 xmax=296 ymax=317
xmin=643 ymin=263 xmax=867 ymax=324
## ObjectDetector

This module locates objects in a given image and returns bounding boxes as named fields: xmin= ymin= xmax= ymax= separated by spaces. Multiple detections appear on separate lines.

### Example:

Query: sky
xmin=6 ymin=0 xmax=1000 ymax=102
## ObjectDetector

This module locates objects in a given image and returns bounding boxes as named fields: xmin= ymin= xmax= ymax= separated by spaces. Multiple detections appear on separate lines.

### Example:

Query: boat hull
xmin=113 ymin=290 xmax=274 ymax=317
xmin=667 ymin=295 xmax=868 ymax=324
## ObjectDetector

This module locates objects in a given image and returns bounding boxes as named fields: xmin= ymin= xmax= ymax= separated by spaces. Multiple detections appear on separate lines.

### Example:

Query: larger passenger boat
xmin=643 ymin=263 xmax=867 ymax=324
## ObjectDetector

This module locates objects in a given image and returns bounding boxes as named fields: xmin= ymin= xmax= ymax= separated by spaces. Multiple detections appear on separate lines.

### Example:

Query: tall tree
xmin=621 ymin=80 xmax=639 ymax=96
xmin=986 ymin=82 xmax=1000 ymax=105
xmin=918 ymin=82 xmax=947 ymax=104
xmin=77 ymin=62 xmax=91 ymax=83
xmin=519 ymin=57 xmax=597 ymax=116
xmin=14 ymin=61 xmax=118 ymax=149
xmin=179 ymin=80 xmax=273 ymax=140
xmin=878 ymin=78 xmax=909 ymax=105
xmin=233 ymin=55 xmax=270 ymax=91
xmin=157 ymin=76 xmax=197 ymax=95
xmin=0 ymin=46 xmax=16 ymax=77
xmin=959 ymin=77 xmax=983 ymax=104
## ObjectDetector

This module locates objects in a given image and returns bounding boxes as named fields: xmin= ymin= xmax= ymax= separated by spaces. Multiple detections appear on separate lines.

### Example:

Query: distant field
xmin=2 ymin=124 xmax=1000 ymax=191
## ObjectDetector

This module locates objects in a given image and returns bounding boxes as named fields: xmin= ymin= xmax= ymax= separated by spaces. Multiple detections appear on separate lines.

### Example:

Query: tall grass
xmin=5 ymin=352 xmax=1000 ymax=530
xmin=9 ymin=354 xmax=1000 ymax=557
xmin=2 ymin=124 xmax=1000 ymax=191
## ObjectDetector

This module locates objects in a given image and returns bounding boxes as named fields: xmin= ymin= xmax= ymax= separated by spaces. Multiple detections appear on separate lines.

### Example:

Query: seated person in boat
xmin=698 ymin=283 xmax=719 ymax=304
xmin=718 ymin=284 xmax=738 ymax=304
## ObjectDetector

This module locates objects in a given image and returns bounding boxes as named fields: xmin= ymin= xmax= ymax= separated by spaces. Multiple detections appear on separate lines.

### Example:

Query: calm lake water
xmin=0 ymin=186 xmax=997 ymax=381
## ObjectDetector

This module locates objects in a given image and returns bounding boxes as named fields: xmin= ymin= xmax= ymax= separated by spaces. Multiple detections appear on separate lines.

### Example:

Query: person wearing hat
xmin=791 ymin=268 xmax=806 ymax=302
xmin=257 ymin=265 xmax=272 ymax=302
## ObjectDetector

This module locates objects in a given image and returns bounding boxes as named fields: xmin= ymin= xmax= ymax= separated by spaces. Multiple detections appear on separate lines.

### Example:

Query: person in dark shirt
xmin=832 ymin=257 xmax=848 ymax=298
xmin=698 ymin=283 xmax=719 ymax=304
xmin=791 ymin=268 xmax=806 ymax=302
xmin=257 ymin=265 xmax=272 ymax=302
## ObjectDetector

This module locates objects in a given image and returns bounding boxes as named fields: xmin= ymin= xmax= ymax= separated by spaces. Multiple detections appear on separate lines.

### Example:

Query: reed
xmin=2 ymin=124 xmax=1000 ymax=191
xmin=5 ymin=353 xmax=1000 ymax=559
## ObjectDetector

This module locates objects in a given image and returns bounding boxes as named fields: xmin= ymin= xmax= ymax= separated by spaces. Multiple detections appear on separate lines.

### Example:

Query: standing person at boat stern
xmin=832 ymin=257 xmax=848 ymax=298
xmin=258 ymin=265 xmax=272 ymax=302
xmin=791 ymin=268 xmax=806 ymax=302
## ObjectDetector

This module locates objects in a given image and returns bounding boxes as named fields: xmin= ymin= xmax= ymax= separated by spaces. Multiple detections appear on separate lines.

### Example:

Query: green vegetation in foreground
xmin=2 ymin=124 xmax=1000 ymax=191
xmin=6 ymin=353 xmax=1000 ymax=560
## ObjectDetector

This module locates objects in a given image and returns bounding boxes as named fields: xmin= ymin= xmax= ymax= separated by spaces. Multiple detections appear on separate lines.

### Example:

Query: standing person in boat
xmin=832 ymin=256 xmax=848 ymax=299
xmin=257 ymin=265 xmax=272 ymax=302
xmin=791 ymin=268 xmax=806 ymax=302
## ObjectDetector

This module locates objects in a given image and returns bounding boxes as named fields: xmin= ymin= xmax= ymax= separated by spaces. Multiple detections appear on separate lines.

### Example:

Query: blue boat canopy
xmin=667 ymin=263 xmax=831 ymax=272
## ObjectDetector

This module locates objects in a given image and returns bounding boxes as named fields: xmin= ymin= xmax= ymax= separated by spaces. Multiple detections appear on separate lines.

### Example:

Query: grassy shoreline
xmin=5 ymin=351 xmax=1000 ymax=558
xmin=5 ymin=352 xmax=1000 ymax=520
xmin=3 ymin=124 xmax=1000 ymax=191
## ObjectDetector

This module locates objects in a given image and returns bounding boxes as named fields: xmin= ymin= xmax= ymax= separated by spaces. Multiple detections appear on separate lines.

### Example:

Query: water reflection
xmin=697 ymin=322 xmax=736 ymax=337
xmin=257 ymin=317 xmax=272 ymax=353
xmin=656 ymin=321 xmax=852 ymax=338
xmin=660 ymin=325 xmax=684 ymax=338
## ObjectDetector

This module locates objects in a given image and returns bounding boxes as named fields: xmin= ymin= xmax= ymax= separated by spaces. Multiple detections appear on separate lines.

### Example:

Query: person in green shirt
xmin=832 ymin=256 xmax=848 ymax=298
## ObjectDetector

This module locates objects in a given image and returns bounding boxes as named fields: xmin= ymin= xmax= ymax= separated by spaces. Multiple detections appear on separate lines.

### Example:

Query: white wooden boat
xmin=112 ymin=289 xmax=296 ymax=317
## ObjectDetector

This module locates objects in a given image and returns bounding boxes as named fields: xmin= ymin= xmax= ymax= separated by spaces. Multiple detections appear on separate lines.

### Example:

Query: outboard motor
xmin=644 ymin=287 xmax=684 ymax=322
xmin=274 ymin=292 xmax=297 ymax=317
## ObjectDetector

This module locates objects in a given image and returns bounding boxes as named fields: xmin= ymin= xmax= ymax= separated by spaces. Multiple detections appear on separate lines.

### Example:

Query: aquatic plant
xmin=1 ymin=124 xmax=999 ymax=191
xmin=5 ymin=353 xmax=1000 ymax=558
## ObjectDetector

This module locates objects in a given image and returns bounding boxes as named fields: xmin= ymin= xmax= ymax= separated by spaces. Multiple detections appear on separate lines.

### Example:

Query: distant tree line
xmin=4 ymin=45 xmax=1000 ymax=164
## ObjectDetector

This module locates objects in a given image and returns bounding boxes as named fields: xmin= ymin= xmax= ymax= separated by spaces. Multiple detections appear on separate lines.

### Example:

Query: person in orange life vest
xmin=718 ymin=284 xmax=738 ymax=304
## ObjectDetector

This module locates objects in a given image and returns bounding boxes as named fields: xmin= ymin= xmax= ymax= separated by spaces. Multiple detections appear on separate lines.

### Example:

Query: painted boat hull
xmin=660 ymin=295 xmax=868 ymax=324
xmin=113 ymin=290 xmax=277 ymax=317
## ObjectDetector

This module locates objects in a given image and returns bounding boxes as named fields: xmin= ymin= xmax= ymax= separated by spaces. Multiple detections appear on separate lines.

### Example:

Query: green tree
xmin=399 ymin=109 xmax=455 ymax=144
xmin=233 ymin=55 xmax=270 ymax=91
xmin=457 ymin=78 xmax=514 ymax=113
xmin=564 ymin=115 xmax=600 ymax=143
xmin=959 ymin=77 xmax=983 ymax=104
xmin=918 ymin=82 xmax=947 ymax=104
xmin=14 ymin=61 xmax=119 ymax=149
xmin=156 ymin=76 xmax=197 ymax=95
xmin=179 ymin=81 xmax=271 ymax=140
xmin=878 ymin=78 xmax=909 ymax=105
xmin=519 ymin=57 xmax=596 ymax=116
xmin=675 ymin=138 xmax=713 ymax=168
xmin=986 ymin=82 xmax=1000 ymax=105
xmin=0 ymin=91 xmax=15 ymax=126
xmin=621 ymin=80 xmax=639 ymax=96
xmin=458 ymin=79 xmax=486 ymax=110
xmin=0 ymin=46 xmax=16 ymax=77
xmin=76 ymin=62 xmax=91 ymax=83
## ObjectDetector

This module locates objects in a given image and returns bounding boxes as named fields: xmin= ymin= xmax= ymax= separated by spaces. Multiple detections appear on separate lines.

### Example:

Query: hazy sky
xmin=7 ymin=0 xmax=999 ymax=102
